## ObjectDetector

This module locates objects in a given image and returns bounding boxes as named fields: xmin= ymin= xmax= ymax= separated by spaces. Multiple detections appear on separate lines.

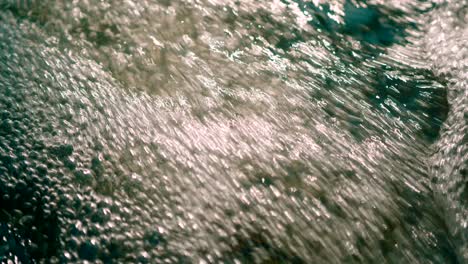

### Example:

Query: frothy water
xmin=0 ymin=0 xmax=465 ymax=263
xmin=426 ymin=1 xmax=467 ymax=261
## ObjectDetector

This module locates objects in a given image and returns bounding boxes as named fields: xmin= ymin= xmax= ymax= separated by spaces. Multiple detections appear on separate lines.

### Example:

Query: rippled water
xmin=0 ymin=0 xmax=466 ymax=263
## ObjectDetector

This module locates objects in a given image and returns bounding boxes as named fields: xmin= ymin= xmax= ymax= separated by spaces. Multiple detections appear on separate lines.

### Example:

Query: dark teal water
xmin=0 ymin=0 xmax=466 ymax=263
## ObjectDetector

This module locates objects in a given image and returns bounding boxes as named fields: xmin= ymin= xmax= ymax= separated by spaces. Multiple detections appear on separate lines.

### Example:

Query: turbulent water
xmin=0 ymin=0 xmax=466 ymax=263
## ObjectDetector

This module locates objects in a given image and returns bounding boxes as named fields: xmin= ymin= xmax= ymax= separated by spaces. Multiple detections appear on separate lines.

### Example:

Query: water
xmin=0 ymin=0 xmax=465 ymax=263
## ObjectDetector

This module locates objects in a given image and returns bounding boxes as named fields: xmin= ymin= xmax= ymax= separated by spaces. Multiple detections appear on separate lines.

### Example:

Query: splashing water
xmin=0 ymin=0 xmax=466 ymax=263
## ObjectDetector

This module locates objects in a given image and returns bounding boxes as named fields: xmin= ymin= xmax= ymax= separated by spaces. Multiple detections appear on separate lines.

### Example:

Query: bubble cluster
xmin=0 ymin=0 xmax=463 ymax=263
xmin=425 ymin=1 xmax=467 ymax=261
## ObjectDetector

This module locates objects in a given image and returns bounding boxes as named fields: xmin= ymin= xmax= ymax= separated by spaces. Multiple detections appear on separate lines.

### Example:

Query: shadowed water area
xmin=0 ymin=0 xmax=466 ymax=263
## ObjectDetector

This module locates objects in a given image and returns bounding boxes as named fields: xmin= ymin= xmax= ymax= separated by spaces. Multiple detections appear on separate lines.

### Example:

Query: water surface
xmin=0 ymin=0 xmax=466 ymax=262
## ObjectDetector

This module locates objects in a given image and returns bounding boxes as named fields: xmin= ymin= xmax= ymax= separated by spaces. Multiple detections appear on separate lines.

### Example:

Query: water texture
xmin=0 ymin=0 xmax=465 ymax=263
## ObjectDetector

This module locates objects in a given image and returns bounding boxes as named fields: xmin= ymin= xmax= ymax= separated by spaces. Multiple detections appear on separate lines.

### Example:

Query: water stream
xmin=0 ymin=0 xmax=466 ymax=262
